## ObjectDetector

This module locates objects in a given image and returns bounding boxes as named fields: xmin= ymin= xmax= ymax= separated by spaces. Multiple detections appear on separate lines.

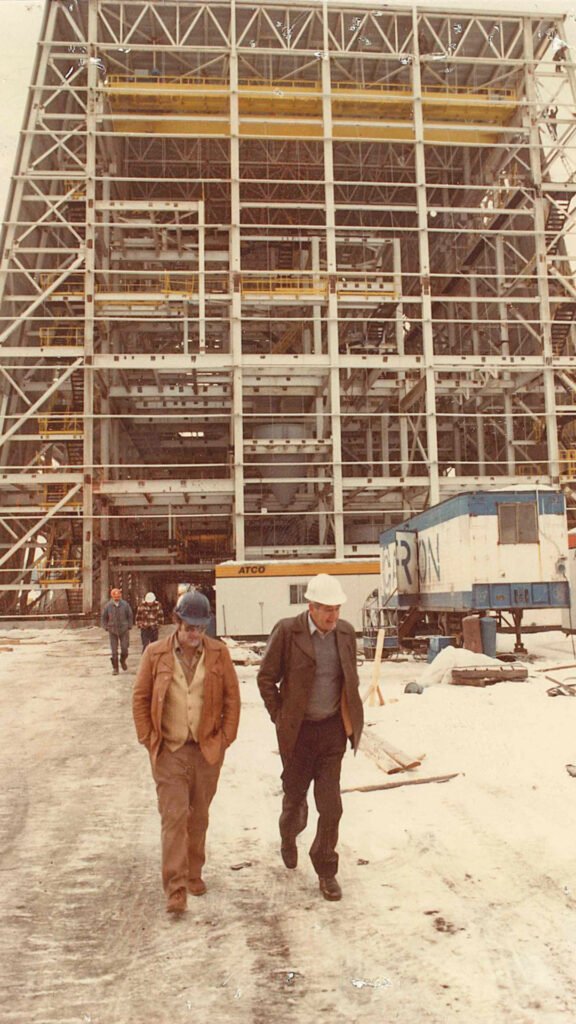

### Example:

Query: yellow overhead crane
xmin=104 ymin=75 xmax=518 ymax=144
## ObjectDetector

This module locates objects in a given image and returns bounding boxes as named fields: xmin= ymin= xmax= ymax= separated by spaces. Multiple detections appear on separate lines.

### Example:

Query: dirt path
xmin=1 ymin=628 xmax=576 ymax=1023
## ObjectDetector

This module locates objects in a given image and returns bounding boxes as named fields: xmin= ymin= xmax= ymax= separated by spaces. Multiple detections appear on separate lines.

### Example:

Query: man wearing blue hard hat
xmin=133 ymin=590 xmax=241 ymax=914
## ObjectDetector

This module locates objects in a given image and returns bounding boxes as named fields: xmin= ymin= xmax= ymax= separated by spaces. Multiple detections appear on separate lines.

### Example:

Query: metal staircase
xmin=545 ymin=192 xmax=573 ymax=255
xmin=551 ymin=303 xmax=576 ymax=356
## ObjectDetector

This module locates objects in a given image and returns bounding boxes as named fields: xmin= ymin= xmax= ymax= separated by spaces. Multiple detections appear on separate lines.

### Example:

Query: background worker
xmin=257 ymin=573 xmax=363 ymax=902
xmin=132 ymin=591 xmax=241 ymax=914
xmin=101 ymin=587 xmax=133 ymax=675
xmin=135 ymin=591 xmax=164 ymax=651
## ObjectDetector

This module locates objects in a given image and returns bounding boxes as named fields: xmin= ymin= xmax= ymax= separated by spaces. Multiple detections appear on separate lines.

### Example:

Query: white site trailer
xmin=373 ymin=488 xmax=570 ymax=651
xmin=215 ymin=560 xmax=379 ymax=638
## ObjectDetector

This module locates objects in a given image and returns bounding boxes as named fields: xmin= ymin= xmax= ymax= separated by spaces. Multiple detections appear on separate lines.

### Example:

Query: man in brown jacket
xmin=257 ymin=573 xmax=363 ymax=902
xmin=133 ymin=591 xmax=241 ymax=913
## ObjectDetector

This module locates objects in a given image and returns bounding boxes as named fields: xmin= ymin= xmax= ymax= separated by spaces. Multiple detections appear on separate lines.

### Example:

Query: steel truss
xmin=0 ymin=0 xmax=575 ymax=615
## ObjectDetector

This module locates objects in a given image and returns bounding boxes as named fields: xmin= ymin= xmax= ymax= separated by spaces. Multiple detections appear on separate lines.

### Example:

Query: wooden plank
xmin=342 ymin=773 xmax=459 ymax=794
xmin=359 ymin=733 xmax=406 ymax=774
xmin=536 ymin=663 xmax=576 ymax=673
xmin=361 ymin=729 xmax=423 ymax=771
xmin=451 ymin=666 xmax=527 ymax=686
xmin=363 ymin=627 xmax=386 ymax=707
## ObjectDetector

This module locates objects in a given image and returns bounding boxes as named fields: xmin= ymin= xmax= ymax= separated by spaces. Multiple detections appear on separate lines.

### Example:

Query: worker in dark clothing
xmin=257 ymin=574 xmax=364 ymax=902
xmin=101 ymin=588 xmax=133 ymax=674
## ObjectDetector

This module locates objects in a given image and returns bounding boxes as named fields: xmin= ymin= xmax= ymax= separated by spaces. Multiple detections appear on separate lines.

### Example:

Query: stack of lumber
xmin=450 ymin=665 xmax=528 ymax=687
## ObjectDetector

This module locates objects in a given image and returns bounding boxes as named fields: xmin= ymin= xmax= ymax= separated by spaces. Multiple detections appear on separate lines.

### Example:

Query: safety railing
xmin=37 ymin=561 xmax=82 ymax=586
xmin=96 ymin=273 xmax=197 ymax=295
xmin=38 ymin=411 xmax=83 ymax=436
xmin=516 ymin=463 xmax=545 ymax=476
xmin=40 ymin=273 xmax=84 ymax=298
xmin=41 ymin=485 xmax=83 ymax=509
xmin=63 ymin=180 xmax=86 ymax=199
xmin=106 ymin=73 xmax=229 ymax=88
xmin=39 ymin=327 xmax=83 ymax=346
xmin=560 ymin=448 xmax=576 ymax=477
xmin=241 ymin=272 xmax=328 ymax=298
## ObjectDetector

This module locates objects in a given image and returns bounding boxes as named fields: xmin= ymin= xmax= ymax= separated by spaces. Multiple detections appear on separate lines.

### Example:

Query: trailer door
xmin=396 ymin=530 xmax=419 ymax=602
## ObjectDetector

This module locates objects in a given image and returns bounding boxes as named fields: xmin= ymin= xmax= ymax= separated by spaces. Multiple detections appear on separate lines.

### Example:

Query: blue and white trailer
xmin=368 ymin=488 xmax=569 ymax=654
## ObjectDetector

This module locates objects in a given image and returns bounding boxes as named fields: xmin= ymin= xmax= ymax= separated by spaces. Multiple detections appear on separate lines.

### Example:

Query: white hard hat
xmin=304 ymin=573 xmax=347 ymax=605
xmin=145 ymin=592 xmax=156 ymax=604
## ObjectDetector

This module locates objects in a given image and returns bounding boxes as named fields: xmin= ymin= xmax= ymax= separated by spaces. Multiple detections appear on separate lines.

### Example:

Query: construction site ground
xmin=1 ymin=623 xmax=576 ymax=1024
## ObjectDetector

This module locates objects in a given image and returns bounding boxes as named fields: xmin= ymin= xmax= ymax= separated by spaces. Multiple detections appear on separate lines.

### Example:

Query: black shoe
xmin=120 ymin=658 xmax=128 ymax=671
xmin=319 ymin=876 xmax=342 ymax=901
xmin=281 ymin=840 xmax=298 ymax=869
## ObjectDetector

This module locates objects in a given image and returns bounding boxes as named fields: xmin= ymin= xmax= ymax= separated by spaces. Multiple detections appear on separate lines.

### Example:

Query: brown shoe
xmin=187 ymin=877 xmax=207 ymax=897
xmin=166 ymin=887 xmax=187 ymax=913
xmin=319 ymin=876 xmax=342 ymax=901
xmin=281 ymin=841 xmax=298 ymax=869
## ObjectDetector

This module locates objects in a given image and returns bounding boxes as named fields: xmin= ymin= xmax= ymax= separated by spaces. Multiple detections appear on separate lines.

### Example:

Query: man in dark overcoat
xmin=257 ymin=573 xmax=363 ymax=901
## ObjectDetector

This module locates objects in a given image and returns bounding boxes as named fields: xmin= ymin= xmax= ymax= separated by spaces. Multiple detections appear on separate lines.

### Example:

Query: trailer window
xmin=498 ymin=502 xmax=538 ymax=544
xmin=289 ymin=584 xmax=308 ymax=604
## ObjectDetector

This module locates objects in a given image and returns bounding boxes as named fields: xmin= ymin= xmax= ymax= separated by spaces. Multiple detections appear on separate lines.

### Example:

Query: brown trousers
xmin=152 ymin=742 xmax=223 ymax=897
xmin=280 ymin=713 xmax=348 ymax=879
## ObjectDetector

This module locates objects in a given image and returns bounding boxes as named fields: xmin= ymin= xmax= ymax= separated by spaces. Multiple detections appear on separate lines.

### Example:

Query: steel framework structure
xmin=1 ymin=0 xmax=576 ymax=616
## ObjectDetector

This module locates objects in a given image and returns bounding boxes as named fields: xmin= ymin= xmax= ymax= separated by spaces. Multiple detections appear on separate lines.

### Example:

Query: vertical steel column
xmin=99 ymin=174 xmax=110 ymax=606
xmin=229 ymin=1 xmax=245 ymax=559
xmin=82 ymin=0 xmax=97 ymax=613
xmin=99 ymin=397 xmax=110 ymax=607
xmin=322 ymin=1 xmax=344 ymax=556
xmin=469 ymin=277 xmax=486 ymax=473
xmin=412 ymin=11 xmax=440 ymax=505
xmin=393 ymin=236 xmax=409 ymax=482
xmin=496 ymin=237 xmax=515 ymax=473
xmin=524 ymin=17 xmax=559 ymax=481
xmin=198 ymin=200 xmax=206 ymax=353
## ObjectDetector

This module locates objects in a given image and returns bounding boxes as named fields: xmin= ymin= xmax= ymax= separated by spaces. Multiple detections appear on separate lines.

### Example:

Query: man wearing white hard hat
xmin=257 ymin=573 xmax=363 ymax=901
xmin=135 ymin=591 xmax=164 ymax=651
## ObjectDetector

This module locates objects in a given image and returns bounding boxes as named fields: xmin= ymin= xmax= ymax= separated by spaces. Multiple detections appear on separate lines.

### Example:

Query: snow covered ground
xmin=1 ymin=624 xmax=576 ymax=1023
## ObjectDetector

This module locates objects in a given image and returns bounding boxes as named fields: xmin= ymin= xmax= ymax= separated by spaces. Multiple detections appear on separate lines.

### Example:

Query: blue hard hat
xmin=175 ymin=590 xmax=211 ymax=627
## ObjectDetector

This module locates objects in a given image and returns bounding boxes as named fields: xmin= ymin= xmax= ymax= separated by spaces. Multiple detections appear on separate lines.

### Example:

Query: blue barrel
xmin=480 ymin=616 xmax=497 ymax=658
xmin=427 ymin=636 xmax=456 ymax=662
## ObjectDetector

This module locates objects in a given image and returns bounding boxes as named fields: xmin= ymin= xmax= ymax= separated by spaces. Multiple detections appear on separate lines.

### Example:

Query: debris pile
xmin=220 ymin=636 xmax=264 ymax=665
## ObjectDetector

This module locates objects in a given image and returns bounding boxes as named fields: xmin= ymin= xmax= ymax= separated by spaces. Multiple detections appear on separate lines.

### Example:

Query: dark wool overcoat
xmin=257 ymin=610 xmax=364 ymax=761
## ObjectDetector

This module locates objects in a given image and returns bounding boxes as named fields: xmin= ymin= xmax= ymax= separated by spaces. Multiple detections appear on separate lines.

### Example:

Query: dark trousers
xmin=109 ymin=630 xmax=129 ymax=668
xmin=152 ymin=742 xmax=223 ymax=897
xmin=140 ymin=627 xmax=158 ymax=651
xmin=280 ymin=713 xmax=347 ymax=879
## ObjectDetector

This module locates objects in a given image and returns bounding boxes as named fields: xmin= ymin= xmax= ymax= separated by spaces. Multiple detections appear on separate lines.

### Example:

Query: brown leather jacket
xmin=257 ymin=610 xmax=363 ymax=761
xmin=132 ymin=632 xmax=241 ymax=767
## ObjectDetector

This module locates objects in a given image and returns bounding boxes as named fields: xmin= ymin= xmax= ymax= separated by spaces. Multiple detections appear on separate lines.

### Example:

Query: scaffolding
xmin=0 ymin=0 xmax=576 ymax=616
